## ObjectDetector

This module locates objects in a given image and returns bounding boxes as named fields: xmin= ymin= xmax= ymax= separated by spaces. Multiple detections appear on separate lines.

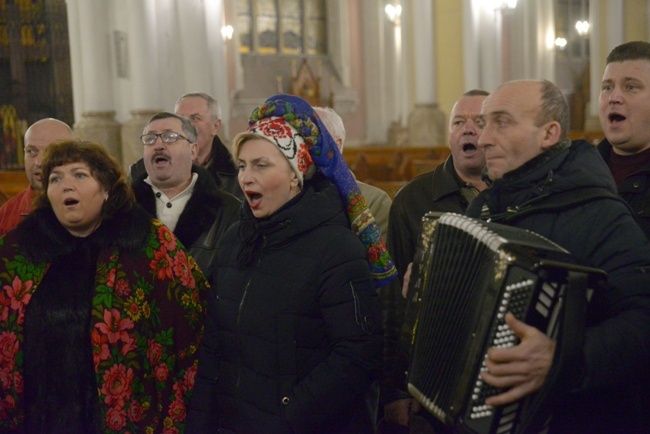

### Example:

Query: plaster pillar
xmin=386 ymin=1 xmax=408 ymax=147
xmin=67 ymin=0 xmax=121 ymax=162
xmin=407 ymin=0 xmax=445 ymax=147
xmin=508 ymin=0 xmax=555 ymax=82
xmin=74 ymin=112 xmax=122 ymax=163
xmin=585 ymin=0 xmax=624 ymax=131
xmin=121 ymin=0 xmax=162 ymax=169
xmin=175 ymin=0 xmax=213 ymax=90
xmin=361 ymin=1 xmax=390 ymax=144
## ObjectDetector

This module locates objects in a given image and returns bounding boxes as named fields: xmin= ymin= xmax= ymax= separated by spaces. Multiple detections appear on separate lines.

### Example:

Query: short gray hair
xmin=314 ymin=106 xmax=346 ymax=151
xmin=537 ymin=80 xmax=569 ymax=140
xmin=175 ymin=92 xmax=222 ymax=121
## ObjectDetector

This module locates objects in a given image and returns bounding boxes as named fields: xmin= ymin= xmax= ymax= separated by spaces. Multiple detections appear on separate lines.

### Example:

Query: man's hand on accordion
xmin=480 ymin=312 xmax=556 ymax=407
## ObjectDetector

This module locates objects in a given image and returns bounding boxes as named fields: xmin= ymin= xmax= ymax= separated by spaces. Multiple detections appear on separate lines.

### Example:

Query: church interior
xmin=0 ymin=0 xmax=647 ymax=202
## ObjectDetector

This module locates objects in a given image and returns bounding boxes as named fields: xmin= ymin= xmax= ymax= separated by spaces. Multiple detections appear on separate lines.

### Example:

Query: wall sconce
xmin=385 ymin=4 xmax=402 ymax=25
xmin=221 ymin=25 xmax=234 ymax=41
xmin=554 ymin=37 xmax=568 ymax=50
xmin=575 ymin=20 xmax=590 ymax=36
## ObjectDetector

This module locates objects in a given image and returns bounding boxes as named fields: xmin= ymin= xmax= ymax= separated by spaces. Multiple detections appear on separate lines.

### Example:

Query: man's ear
xmin=541 ymin=121 xmax=562 ymax=150
xmin=211 ymin=118 xmax=222 ymax=136
xmin=190 ymin=142 xmax=199 ymax=160
xmin=335 ymin=137 xmax=344 ymax=152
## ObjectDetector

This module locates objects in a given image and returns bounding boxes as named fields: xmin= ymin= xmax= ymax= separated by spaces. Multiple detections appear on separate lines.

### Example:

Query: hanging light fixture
xmin=221 ymin=25 xmax=234 ymax=41
xmin=575 ymin=20 xmax=590 ymax=36
xmin=385 ymin=4 xmax=402 ymax=24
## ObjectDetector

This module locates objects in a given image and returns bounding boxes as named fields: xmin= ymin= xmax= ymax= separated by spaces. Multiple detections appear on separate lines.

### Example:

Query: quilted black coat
xmin=188 ymin=175 xmax=383 ymax=434
xmin=466 ymin=140 xmax=650 ymax=433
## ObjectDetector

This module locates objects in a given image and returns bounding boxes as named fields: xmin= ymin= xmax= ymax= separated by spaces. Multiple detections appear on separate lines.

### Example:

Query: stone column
xmin=407 ymin=0 xmax=445 ymax=147
xmin=463 ymin=1 xmax=505 ymax=91
xmin=66 ymin=0 xmax=121 ymax=162
xmin=507 ymin=0 xmax=555 ymax=81
xmin=361 ymin=1 xmax=390 ymax=143
xmin=121 ymin=110 xmax=159 ymax=172
xmin=585 ymin=0 xmax=624 ymax=131
xmin=121 ymin=0 xmax=161 ymax=169
xmin=74 ymin=112 xmax=122 ymax=161
xmin=175 ymin=0 xmax=213 ymax=89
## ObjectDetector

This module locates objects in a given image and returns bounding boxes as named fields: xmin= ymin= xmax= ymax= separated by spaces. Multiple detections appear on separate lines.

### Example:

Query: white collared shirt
xmin=144 ymin=173 xmax=198 ymax=231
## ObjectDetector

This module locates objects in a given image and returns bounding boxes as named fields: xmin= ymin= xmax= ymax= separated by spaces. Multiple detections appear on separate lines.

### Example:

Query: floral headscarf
xmin=246 ymin=94 xmax=397 ymax=288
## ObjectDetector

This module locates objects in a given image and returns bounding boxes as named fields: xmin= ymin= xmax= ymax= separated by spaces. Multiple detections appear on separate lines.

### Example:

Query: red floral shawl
xmin=0 ymin=217 xmax=207 ymax=433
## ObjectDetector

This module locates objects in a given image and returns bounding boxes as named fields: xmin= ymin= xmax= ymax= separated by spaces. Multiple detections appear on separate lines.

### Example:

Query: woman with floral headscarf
xmin=188 ymin=95 xmax=396 ymax=433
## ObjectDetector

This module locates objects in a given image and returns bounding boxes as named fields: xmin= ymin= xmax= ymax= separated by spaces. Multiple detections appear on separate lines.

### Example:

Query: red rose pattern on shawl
xmin=257 ymin=117 xmax=294 ymax=140
xmin=4 ymin=276 xmax=32 ymax=325
xmin=296 ymin=143 xmax=313 ymax=176
xmin=0 ymin=220 xmax=207 ymax=432
xmin=250 ymin=117 xmax=315 ymax=178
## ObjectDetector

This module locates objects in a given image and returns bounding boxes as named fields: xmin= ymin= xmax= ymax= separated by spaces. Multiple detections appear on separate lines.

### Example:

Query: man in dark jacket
xmin=130 ymin=92 xmax=244 ymax=200
xmin=466 ymin=79 xmax=650 ymax=433
xmin=597 ymin=41 xmax=650 ymax=238
xmin=132 ymin=112 xmax=240 ymax=283
xmin=381 ymin=90 xmax=489 ymax=428
xmin=388 ymin=89 xmax=489 ymax=278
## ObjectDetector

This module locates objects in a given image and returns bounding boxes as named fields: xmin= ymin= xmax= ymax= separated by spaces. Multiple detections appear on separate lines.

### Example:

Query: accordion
xmin=406 ymin=213 xmax=604 ymax=434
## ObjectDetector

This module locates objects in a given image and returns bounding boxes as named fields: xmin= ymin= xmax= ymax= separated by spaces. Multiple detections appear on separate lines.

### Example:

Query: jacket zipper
xmin=234 ymin=244 xmax=263 ymax=396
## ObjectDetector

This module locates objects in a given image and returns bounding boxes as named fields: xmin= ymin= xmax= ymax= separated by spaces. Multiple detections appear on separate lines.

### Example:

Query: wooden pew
xmin=350 ymin=153 xmax=401 ymax=182
xmin=567 ymin=130 xmax=605 ymax=144
xmin=367 ymin=180 xmax=408 ymax=200
xmin=344 ymin=146 xmax=450 ymax=183
xmin=0 ymin=171 xmax=29 ymax=205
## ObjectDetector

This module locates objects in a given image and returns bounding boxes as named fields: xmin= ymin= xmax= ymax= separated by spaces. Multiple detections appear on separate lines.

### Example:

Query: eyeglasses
xmin=140 ymin=132 xmax=192 ymax=146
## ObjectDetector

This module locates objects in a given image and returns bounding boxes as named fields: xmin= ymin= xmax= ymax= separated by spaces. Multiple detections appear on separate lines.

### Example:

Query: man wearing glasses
xmin=129 ymin=93 xmax=243 ymax=200
xmin=131 ymin=112 xmax=240 ymax=283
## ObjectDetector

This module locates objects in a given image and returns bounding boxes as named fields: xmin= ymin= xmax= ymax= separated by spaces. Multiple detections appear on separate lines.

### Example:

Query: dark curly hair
xmin=34 ymin=139 xmax=135 ymax=219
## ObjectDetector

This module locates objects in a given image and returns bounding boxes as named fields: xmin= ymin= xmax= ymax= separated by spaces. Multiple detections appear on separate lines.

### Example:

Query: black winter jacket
xmin=381 ymin=156 xmax=469 ymax=405
xmin=131 ymin=164 xmax=241 ymax=282
xmin=204 ymin=135 xmax=244 ymax=200
xmin=467 ymin=140 xmax=650 ymax=433
xmin=388 ymin=156 xmax=469 ymax=278
xmin=188 ymin=176 xmax=383 ymax=434
xmin=597 ymin=138 xmax=650 ymax=239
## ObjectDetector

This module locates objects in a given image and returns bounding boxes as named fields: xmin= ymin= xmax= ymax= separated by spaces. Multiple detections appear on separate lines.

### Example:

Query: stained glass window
xmin=305 ymin=1 xmax=325 ymax=55
xmin=256 ymin=0 xmax=278 ymax=54
xmin=235 ymin=0 xmax=326 ymax=55
xmin=236 ymin=0 xmax=252 ymax=53
xmin=280 ymin=0 xmax=301 ymax=54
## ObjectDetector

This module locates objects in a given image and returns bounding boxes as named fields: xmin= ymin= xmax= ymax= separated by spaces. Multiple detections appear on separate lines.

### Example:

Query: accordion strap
xmin=489 ymin=187 xmax=630 ymax=224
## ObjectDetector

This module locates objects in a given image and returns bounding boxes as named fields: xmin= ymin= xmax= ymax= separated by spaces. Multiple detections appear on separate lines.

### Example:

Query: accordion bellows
xmin=406 ymin=212 xmax=604 ymax=434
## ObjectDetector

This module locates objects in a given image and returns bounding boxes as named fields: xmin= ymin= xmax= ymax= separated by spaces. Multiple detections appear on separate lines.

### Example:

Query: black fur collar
xmin=17 ymin=204 xmax=151 ymax=263
xmin=131 ymin=164 xmax=227 ymax=248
